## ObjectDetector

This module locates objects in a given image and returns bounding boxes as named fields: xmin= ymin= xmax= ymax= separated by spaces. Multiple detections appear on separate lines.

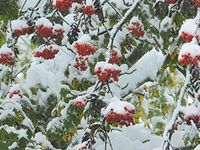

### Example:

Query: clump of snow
xmin=95 ymin=61 xmax=120 ymax=71
xmin=36 ymin=17 xmax=53 ymax=27
xmin=102 ymin=97 xmax=134 ymax=116
xmin=0 ymin=44 xmax=14 ymax=54
xmin=33 ymin=132 xmax=56 ymax=150
xmin=160 ymin=16 xmax=172 ymax=32
xmin=8 ymin=142 xmax=18 ymax=150
xmin=179 ymin=42 xmax=200 ymax=59
xmin=183 ymin=105 xmax=200 ymax=117
xmin=179 ymin=19 xmax=200 ymax=37
xmin=10 ymin=19 xmax=29 ymax=31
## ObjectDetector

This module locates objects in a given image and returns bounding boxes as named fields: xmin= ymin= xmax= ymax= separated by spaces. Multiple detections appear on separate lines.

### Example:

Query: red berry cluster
xmin=95 ymin=66 xmax=121 ymax=83
xmin=53 ymin=0 xmax=73 ymax=12
xmin=13 ymin=27 xmax=30 ymax=37
xmin=109 ymin=51 xmax=123 ymax=64
xmin=74 ymin=98 xmax=86 ymax=109
xmin=179 ymin=52 xmax=200 ymax=66
xmin=0 ymin=52 xmax=14 ymax=66
xmin=164 ymin=0 xmax=177 ymax=4
xmin=34 ymin=46 xmax=59 ymax=60
xmin=192 ymin=0 xmax=200 ymax=8
xmin=78 ymin=5 xmax=96 ymax=16
xmin=128 ymin=22 xmax=145 ymax=38
xmin=179 ymin=32 xmax=194 ymax=43
xmin=9 ymin=89 xmax=23 ymax=99
xmin=36 ymin=22 xmax=65 ymax=40
xmin=106 ymin=106 xmax=135 ymax=126
xmin=53 ymin=26 xmax=65 ymax=40
xmin=36 ymin=24 xmax=53 ymax=38
xmin=74 ymin=43 xmax=97 ymax=56
xmin=74 ymin=56 xmax=89 ymax=71
xmin=185 ymin=115 xmax=200 ymax=125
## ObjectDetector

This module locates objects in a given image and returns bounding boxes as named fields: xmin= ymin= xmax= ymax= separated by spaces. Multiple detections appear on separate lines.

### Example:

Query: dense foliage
xmin=1 ymin=0 xmax=200 ymax=149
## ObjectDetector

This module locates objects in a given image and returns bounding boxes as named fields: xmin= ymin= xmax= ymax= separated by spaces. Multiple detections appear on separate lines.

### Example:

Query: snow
xmin=195 ymin=145 xmax=200 ymax=150
xmin=118 ymin=48 xmax=165 ymax=96
xmin=10 ymin=20 xmax=29 ymax=31
xmin=8 ymin=142 xmax=18 ymax=150
xmin=102 ymin=97 xmax=135 ymax=116
xmin=183 ymin=105 xmax=200 ymax=117
xmin=36 ymin=17 xmax=53 ymax=27
xmin=33 ymin=132 xmax=56 ymax=150
xmin=1 ymin=0 xmax=199 ymax=149
xmin=179 ymin=19 xmax=200 ymax=37
xmin=0 ymin=44 xmax=14 ymax=54
xmin=160 ymin=16 xmax=172 ymax=32
xmin=0 ymin=125 xmax=28 ymax=139
xmin=95 ymin=61 xmax=120 ymax=71
xmin=179 ymin=42 xmax=200 ymax=59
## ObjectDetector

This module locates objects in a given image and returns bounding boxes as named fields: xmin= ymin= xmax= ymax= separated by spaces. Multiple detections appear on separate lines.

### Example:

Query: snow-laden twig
xmin=106 ymin=0 xmax=141 ymax=62
xmin=162 ymin=65 xmax=191 ymax=150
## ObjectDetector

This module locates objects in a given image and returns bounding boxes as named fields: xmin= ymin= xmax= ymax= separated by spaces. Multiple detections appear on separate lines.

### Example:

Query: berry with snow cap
xmin=34 ymin=45 xmax=59 ymax=60
xmin=128 ymin=19 xmax=145 ymax=38
xmin=179 ymin=19 xmax=200 ymax=43
xmin=10 ymin=20 xmax=30 ymax=37
xmin=184 ymin=105 xmax=200 ymax=125
xmin=36 ymin=18 xmax=53 ymax=38
xmin=53 ymin=0 xmax=73 ymax=12
xmin=178 ymin=43 xmax=200 ymax=66
xmin=9 ymin=89 xmax=23 ymax=99
xmin=52 ymin=24 xmax=65 ymax=40
xmin=74 ymin=97 xmax=87 ymax=109
xmin=74 ymin=43 xmax=97 ymax=56
xmin=103 ymin=99 xmax=135 ymax=126
xmin=94 ymin=62 xmax=121 ymax=83
xmin=0 ymin=46 xmax=14 ymax=66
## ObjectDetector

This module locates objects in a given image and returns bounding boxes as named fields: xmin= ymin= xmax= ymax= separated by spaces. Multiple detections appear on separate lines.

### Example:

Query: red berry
xmin=0 ymin=52 xmax=14 ymax=66
xmin=179 ymin=52 xmax=200 ymax=66
xmin=192 ymin=0 xmax=200 ymax=8
xmin=128 ymin=22 xmax=145 ymax=38
xmin=164 ymin=0 xmax=177 ymax=4
xmin=53 ymin=25 xmax=65 ymax=40
xmin=105 ymin=108 xmax=135 ymax=126
xmin=74 ymin=98 xmax=86 ymax=109
xmin=94 ymin=62 xmax=121 ymax=83
xmin=185 ymin=115 xmax=200 ymax=125
xmin=74 ymin=43 xmax=97 ymax=56
xmin=9 ymin=89 xmax=23 ymax=99
xmin=53 ymin=0 xmax=73 ymax=12
xmin=78 ymin=5 xmax=96 ymax=16
xmin=36 ymin=25 xmax=53 ymax=38
xmin=179 ymin=32 xmax=194 ymax=43
xmin=74 ymin=56 xmax=89 ymax=71
xmin=34 ymin=46 xmax=59 ymax=60
xmin=109 ymin=51 xmax=123 ymax=64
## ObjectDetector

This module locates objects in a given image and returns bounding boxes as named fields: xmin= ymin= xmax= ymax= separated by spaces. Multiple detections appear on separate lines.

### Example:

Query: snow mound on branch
xmin=10 ymin=20 xmax=29 ymax=31
xmin=36 ymin=17 xmax=52 ymax=27
xmin=183 ymin=105 xmax=200 ymax=117
xmin=179 ymin=42 xmax=200 ymax=58
xmin=179 ymin=19 xmax=200 ymax=37
xmin=95 ymin=61 xmax=120 ymax=71
xmin=33 ymin=132 xmax=56 ymax=150
xmin=118 ymin=48 xmax=165 ymax=96
xmin=102 ymin=97 xmax=134 ymax=116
